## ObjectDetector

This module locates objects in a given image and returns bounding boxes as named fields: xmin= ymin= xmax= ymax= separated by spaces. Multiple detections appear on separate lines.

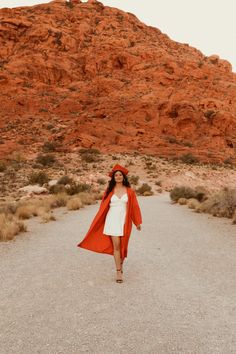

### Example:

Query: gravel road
xmin=0 ymin=193 xmax=236 ymax=354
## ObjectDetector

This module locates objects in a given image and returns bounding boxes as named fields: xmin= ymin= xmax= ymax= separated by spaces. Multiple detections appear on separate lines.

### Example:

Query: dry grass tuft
xmin=171 ymin=185 xmax=236 ymax=222
xmin=67 ymin=197 xmax=83 ymax=210
xmin=77 ymin=192 xmax=97 ymax=205
xmin=178 ymin=198 xmax=187 ymax=205
xmin=136 ymin=183 xmax=153 ymax=196
xmin=16 ymin=204 xmax=37 ymax=219
xmin=199 ymin=188 xmax=236 ymax=218
xmin=0 ymin=213 xmax=27 ymax=241
xmin=47 ymin=193 xmax=69 ymax=208
xmin=39 ymin=212 xmax=56 ymax=223
xmin=187 ymin=198 xmax=200 ymax=209
xmin=170 ymin=186 xmax=197 ymax=202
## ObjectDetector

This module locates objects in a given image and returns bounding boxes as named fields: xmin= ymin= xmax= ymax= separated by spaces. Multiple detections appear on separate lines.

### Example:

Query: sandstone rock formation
xmin=0 ymin=0 xmax=236 ymax=163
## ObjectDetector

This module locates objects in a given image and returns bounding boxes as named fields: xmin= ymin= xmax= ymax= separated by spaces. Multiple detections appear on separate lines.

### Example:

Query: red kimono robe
xmin=77 ymin=187 xmax=142 ymax=260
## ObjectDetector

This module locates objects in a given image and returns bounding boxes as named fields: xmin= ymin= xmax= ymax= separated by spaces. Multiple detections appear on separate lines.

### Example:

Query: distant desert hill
xmin=0 ymin=0 xmax=236 ymax=164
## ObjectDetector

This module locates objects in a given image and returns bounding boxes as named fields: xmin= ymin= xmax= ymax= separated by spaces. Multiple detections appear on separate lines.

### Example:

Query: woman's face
xmin=114 ymin=170 xmax=124 ymax=183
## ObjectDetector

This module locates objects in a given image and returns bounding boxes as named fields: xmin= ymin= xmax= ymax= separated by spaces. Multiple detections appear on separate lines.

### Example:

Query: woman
xmin=77 ymin=164 xmax=142 ymax=283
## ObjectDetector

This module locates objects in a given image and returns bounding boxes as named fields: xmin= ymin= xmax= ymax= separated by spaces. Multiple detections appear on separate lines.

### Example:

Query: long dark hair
xmin=104 ymin=170 xmax=131 ymax=199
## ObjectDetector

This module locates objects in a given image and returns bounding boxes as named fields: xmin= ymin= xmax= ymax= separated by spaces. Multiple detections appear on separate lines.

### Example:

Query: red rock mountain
xmin=0 ymin=0 xmax=236 ymax=163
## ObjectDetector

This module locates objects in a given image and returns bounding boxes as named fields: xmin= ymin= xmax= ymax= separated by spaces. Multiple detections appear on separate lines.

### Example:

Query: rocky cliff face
xmin=0 ymin=0 xmax=236 ymax=163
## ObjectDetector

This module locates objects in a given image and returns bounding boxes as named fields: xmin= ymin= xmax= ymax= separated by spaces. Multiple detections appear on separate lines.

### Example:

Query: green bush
xmin=29 ymin=171 xmax=49 ymax=186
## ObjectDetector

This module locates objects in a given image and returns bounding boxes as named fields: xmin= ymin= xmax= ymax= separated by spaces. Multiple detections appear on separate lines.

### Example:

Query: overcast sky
xmin=1 ymin=0 xmax=235 ymax=72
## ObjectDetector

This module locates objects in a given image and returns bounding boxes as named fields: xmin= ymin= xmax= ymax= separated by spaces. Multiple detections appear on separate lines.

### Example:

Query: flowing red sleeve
xmin=130 ymin=189 xmax=142 ymax=226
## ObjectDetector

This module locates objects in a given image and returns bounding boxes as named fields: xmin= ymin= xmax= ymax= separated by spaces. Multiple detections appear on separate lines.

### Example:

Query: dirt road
xmin=0 ymin=193 xmax=235 ymax=354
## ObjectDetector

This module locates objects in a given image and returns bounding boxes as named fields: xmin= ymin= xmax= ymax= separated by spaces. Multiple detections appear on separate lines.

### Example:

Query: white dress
xmin=103 ymin=193 xmax=128 ymax=236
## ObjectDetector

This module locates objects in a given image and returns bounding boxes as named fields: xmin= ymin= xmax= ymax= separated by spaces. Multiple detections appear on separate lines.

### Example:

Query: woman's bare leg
xmin=111 ymin=236 xmax=123 ymax=281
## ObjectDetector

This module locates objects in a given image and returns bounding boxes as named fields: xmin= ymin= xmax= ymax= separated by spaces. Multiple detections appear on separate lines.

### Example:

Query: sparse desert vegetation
xmin=0 ymin=150 xmax=236 ymax=242
xmin=170 ymin=185 xmax=236 ymax=224
xmin=0 ymin=213 xmax=27 ymax=241
xmin=136 ymin=183 xmax=153 ymax=196
xmin=0 ymin=188 xmax=101 ymax=241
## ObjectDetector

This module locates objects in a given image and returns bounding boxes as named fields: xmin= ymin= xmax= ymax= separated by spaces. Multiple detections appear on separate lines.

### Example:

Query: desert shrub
xmin=40 ymin=212 xmax=56 ymax=223
xmin=0 ymin=213 xmax=27 ymax=241
xmin=42 ymin=141 xmax=58 ymax=152
xmin=16 ymin=205 xmax=37 ymax=219
xmin=178 ymin=198 xmax=187 ymax=205
xmin=46 ymin=123 xmax=54 ymax=130
xmin=15 ymin=199 xmax=57 ymax=223
xmin=29 ymin=171 xmax=49 ymax=186
xmin=0 ymin=161 xmax=6 ymax=172
xmin=92 ymin=190 xmax=104 ymax=200
xmin=66 ymin=182 xmax=91 ymax=195
xmin=145 ymin=161 xmax=156 ymax=170
xmin=77 ymin=192 xmax=96 ymax=205
xmin=4 ymin=168 xmax=16 ymax=179
xmin=167 ymin=136 xmax=178 ymax=144
xmin=129 ymin=175 xmax=139 ymax=185
xmin=187 ymin=198 xmax=200 ymax=209
xmin=183 ymin=141 xmax=193 ymax=147
xmin=143 ymin=191 xmax=153 ymax=196
xmin=224 ymin=158 xmax=233 ymax=166
xmin=136 ymin=183 xmax=153 ymax=196
xmin=97 ymin=177 xmax=106 ymax=185
xmin=198 ymin=188 xmax=236 ymax=218
xmin=79 ymin=148 xmax=101 ymax=163
xmin=170 ymin=186 xmax=197 ymax=202
xmin=48 ymin=193 xmax=69 ymax=208
xmin=81 ymin=153 xmax=100 ymax=163
xmin=65 ymin=1 xmax=74 ymax=9
xmin=194 ymin=186 xmax=208 ymax=202
xmin=67 ymin=197 xmax=83 ymax=210
xmin=0 ymin=202 xmax=18 ymax=215
xmin=204 ymin=110 xmax=215 ymax=119
xmin=49 ymin=184 xmax=66 ymax=194
xmin=155 ymin=180 xmax=162 ymax=187
xmin=79 ymin=148 xmax=101 ymax=155
xmin=36 ymin=154 xmax=56 ymax=166
xmin=57 ymin=175 xmax=73 ymax=185
xmin=180 ymin=153 xmax=199 ymax=164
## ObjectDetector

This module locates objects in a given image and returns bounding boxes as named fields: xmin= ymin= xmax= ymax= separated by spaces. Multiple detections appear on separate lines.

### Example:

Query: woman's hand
xmin=136 ymin=224 xmax=141 ymax=231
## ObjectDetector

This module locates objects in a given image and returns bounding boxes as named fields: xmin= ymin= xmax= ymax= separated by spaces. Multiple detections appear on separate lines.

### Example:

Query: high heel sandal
xmin=116 ymin=269 xmax=123 ymax=283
